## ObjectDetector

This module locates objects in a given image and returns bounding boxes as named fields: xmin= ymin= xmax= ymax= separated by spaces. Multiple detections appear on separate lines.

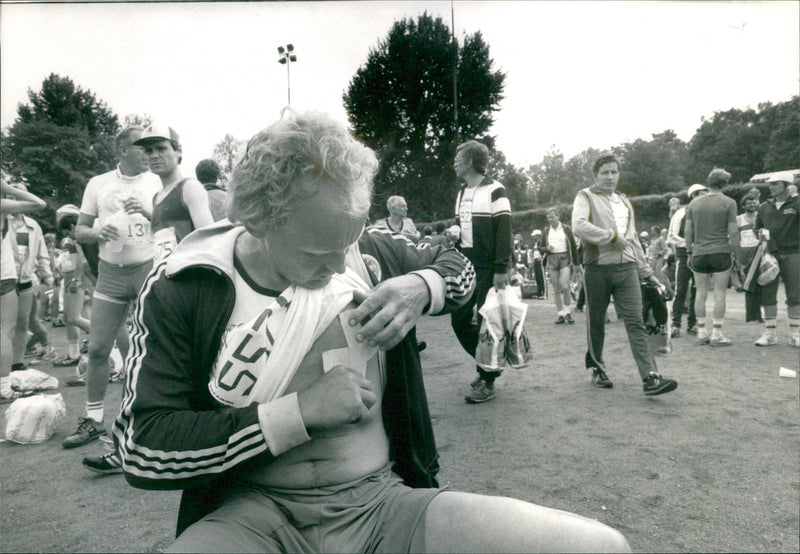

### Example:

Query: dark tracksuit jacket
xmin=113 ymin=222 xmax=475 ymax=536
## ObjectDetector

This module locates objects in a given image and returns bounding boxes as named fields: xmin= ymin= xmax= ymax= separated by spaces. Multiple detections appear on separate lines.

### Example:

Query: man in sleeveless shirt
xmin=134 ymin=125 xmax=214 ymax=265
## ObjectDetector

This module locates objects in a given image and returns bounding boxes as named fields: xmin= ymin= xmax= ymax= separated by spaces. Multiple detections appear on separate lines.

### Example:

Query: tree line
xmin=2 ymin=13 xmax=798 ymax=230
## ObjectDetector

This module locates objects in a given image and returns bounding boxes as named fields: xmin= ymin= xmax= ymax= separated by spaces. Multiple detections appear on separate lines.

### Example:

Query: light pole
xmin=277 ymin=44 xmax=297 ymax=105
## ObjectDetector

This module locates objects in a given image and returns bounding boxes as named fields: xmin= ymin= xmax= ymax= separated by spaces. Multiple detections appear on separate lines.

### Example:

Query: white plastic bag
xmin=475 ymin=286 xmax=533 ymax=371
xmin=9 ymin=368 xmax=59 ymax=392
xmin=4 ymin=393 xmax=66 ymax=444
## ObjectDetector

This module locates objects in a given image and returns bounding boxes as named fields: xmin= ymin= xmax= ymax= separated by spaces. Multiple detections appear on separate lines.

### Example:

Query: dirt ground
xmin=1 ymin=290 xmax=798 ymax=553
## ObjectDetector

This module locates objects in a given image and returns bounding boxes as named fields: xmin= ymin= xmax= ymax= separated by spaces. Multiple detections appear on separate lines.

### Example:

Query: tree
xmin=763 ymin=97 xmax=800 ymax=170
xmin=344 ymin=13 xmax=505 ymax=220
xmin=212 ymin=134 xmax=246 ymax=183
xmin=615 ymin=130 xmax=689 ymax=195
xmin=2 ymin=74 xmax=120 ymax=213
xmin=123 ymin=113 xmax=154 ymax=129
xmin=16 ymin=73 xmax=119 ymax=138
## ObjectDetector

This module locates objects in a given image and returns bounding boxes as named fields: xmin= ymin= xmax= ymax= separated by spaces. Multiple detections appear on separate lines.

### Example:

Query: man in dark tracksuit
xmin=450 ymin=140 xmax=512 ymax=404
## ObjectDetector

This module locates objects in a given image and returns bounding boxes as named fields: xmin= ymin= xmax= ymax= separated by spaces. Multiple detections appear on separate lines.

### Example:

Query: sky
xmin=1 ymin=1 xmax=798 ymax=175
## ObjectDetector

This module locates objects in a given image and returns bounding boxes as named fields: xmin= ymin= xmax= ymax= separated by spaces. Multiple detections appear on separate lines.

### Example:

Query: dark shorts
xmin=169 ymin=464 xmax=443 ymax=553
xmin=1 ymin=278 xmax=18 ymax=296
xmin=16 ymin=280 xmax=33 ymax=293
xmin=690 ymin=253 xmax=732 ymax=274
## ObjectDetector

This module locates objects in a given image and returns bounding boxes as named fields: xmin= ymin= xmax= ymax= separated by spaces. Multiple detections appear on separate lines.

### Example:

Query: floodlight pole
xmin=451 ymin=0 xmax=459 ymax=144
xmin=277 ymin=44 xmax=298 ymax=105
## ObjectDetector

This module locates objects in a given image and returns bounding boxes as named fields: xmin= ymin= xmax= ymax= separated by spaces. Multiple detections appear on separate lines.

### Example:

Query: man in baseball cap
xmin=133 ymin=124 xmax=214 ymax=262
xmin=753 ymin=170 xmax=799 ymax=347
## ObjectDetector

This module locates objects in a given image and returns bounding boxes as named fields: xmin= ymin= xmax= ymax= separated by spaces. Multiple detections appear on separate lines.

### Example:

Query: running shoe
xmin=670 ymin=327 xmax=681 ymax=338
xmin=0 ymin=390 xmax=35 ymax=404
xmin=465 ymin=380 xmax=496 ymax=403
xmin=643 ymin=372 xmax=678 ymax=396
xmin=754 ymin=334 xmax=778 ymax=347
xmin=29 ymin=344 xmax=58 ymax=364
xmin=65 ymin=376 xmax=86 ymax=387
xmin=695 ymin=334 xmax=710 ymax=346
xmin=554 ymin=315 xmax=566 ymax=325
xmin=591 ymin=367 xmax=613 ymax=388
xmin=54 ymin=355 xmax=81 ymax=367
xmin=25 ymin=344 xmax=44 ymax=358
xmin=710 ymin=335 xmax=732 ymax=347
xmin=686 ymin=326 xmax=698 ymax=335
xmin=565 ymin=313 xmax=575 ymax=324
xmin=63 ymin=417 xmax=106 ymax=449
xmin=83 ymin=452 xmax=122 ymax=475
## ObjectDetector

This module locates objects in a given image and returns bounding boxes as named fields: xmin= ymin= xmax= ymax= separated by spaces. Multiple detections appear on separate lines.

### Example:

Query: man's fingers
xmin=348 ymin=290 xmax=384 ymax=327
xmin=352 ymin=289 xmax=369 ymax=305
xmin=360 ymin=388 xmax=378 ymax=410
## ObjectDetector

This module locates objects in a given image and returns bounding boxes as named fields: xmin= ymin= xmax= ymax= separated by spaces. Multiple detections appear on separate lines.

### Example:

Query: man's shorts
xmin=168 ymin=464 xmax=443 ymax=553
xmin=0 ymin=278 xmax=18 ymax=297
xmin=547 ymin=252 xmax=571 ymax=271
xmin=94 ymin=259 xmax=153 ymax=305
xmin=759 ymin=252 xmax=800 ymax=308
xmin=16 ymin=280 xmax=33 ymax=293
xmin=690 ymin=253 xmax=732 ymax=274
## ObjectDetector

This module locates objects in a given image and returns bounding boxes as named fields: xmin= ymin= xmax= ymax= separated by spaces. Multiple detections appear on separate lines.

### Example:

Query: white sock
xmin=712 ymin=319 xmax=723 ymax=337
xmin=68 ymin=342 xmax=80 ymax=359
xmin=86 ymin=401 xmax=104 ymax=424
xmin=0 ymin=376 xmax=11 ymax=397
xmin=565 ymin=306 xmax=571 ymax=314
xmin=764 ymin=319 xmax=777 ymax=337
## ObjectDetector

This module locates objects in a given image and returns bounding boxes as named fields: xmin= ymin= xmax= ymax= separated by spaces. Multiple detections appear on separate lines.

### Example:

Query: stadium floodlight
xmin=277 ymin=43 xmax=298 ymax=104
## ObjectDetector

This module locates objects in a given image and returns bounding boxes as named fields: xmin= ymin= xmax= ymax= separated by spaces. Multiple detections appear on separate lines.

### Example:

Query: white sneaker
xmin=754 ymin=334 xmax=778 ymax=347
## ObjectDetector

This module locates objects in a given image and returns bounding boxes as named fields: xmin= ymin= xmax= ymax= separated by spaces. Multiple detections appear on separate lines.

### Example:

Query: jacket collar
xmin=164 ymin=220 xmax=243 ymax=279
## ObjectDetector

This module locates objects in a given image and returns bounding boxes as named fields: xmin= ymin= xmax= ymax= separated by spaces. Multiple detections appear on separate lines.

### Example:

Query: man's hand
xmin=348 ymin=274 xmax=429 ymax=350
xmin=122 ymin=197 xmax=150 ymax=219
xmin=296 ymin=366 xmax=377 ymax=430
xmin=97 ymin=223 xmax=121 ymax=243
xmin=493 ymin=271 xmax=509 ymax=290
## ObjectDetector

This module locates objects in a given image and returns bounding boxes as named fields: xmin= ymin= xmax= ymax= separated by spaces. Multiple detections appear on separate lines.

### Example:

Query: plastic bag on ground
xmin=10 ymin=368 xmax=59 ymax=392
xmin=4 ymin=393 xmax=66 ymax=444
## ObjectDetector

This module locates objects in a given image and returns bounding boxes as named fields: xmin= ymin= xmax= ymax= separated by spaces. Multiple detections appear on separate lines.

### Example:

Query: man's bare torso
xmin=240 ymin=302 xmax=390 ymax=489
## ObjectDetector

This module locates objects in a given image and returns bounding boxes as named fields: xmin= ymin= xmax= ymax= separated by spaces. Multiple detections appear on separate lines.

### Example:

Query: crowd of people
xmin=1 ymin=108 xmax=797 ymax=552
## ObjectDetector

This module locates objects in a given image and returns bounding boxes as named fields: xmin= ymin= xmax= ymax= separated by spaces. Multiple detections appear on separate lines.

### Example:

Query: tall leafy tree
xmin=615 ymin=130 xmax=689 ymax=195
xmin=2 ymin=73 xmax=120 ymax=212
xmin=213 ymin=134 xmax=246 ymax=183
xmin=344 ymin=13 xmax=505 ymax=220
xmin=763 ymin=96 xmax=800 ymax=171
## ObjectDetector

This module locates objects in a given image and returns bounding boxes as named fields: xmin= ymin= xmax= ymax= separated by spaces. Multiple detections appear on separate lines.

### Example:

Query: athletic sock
xmin=86 ymin=401 xmax=104 ymax=424
xmin=790 ymin=317 xmax=800 ymax=339
xmin=68 ymin=342 xmax=80 ymax=359
xmin=711 ymin=319 xmax=723 ymax=338
xmin=0 ymin=376 xmax=11 ymax=397
xmin=565 ymin=306 xmax=572 ymax=314
xmin=696 ymin=322 xmax=707 ymax=338
xmin=764 ymin=319 xmax=777 ymax=337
